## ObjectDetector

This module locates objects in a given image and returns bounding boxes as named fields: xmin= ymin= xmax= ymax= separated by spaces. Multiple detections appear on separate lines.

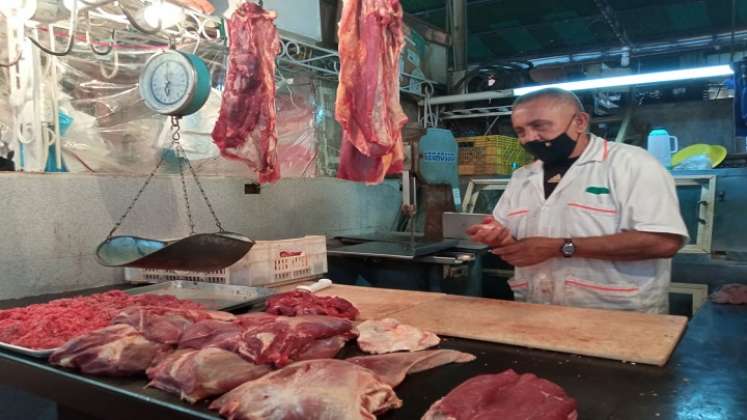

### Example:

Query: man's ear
xmin=576 ymin=112 xmax=591 ymax=133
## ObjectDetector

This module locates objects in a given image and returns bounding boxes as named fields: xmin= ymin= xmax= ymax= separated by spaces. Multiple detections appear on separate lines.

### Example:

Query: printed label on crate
xmin=422 ymin=151 xmax=457 ymax=163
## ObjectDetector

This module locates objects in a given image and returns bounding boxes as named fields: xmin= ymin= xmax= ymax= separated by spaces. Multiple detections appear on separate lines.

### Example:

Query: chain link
xmin=179 ymin=146 xmax=225 ymax=232
xmin=174 ymin=119 xmax=196 ymax=235
xmin=105 ymin=116 xmax=226 ymax=239
xmin=106 ymin=144 xmax=170 ymax=239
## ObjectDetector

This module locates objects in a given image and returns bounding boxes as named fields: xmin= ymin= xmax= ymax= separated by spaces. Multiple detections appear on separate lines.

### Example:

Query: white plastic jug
xmin=647 ymin=129 xmax=679 ymax=169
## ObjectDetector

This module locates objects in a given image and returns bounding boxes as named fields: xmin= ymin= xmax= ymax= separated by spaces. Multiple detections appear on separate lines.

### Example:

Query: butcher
xmin=467 ymin=88 xmax=688 ymax=313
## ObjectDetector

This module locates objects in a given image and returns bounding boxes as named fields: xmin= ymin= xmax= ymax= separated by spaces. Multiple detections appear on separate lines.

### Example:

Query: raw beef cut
xmin=178 ymin=320 xmax=243 ymax=351
xmin=357 ymin=318 xmax=440 ymax=354
xmin=146 ymin=347 xmax=270 ymax=403
xmin=112 ymin=306 xmax=235 ymax=345
xmin=49 ymin=325 xmax=169 ymax=376
xmin=212 ymin=2 xmax=280 ymax=183
xmin=238 ymin=315 xmax=356 ymax=367
xmin=335 ymin=0 xmax=408 ymax=184
xmin=0 ymin=290 xmax=203 ymax=349
xmin=347 ymin=349 xmax=476 ymax=387
xmin=210 ymin=359 xmax=402 ymax=420
xmin=235 ymin=312 xmax=279 ymax=329
xmin=711 ymin=283 xmax=747 ymax=304
xmin=264 ymin=291 xmax=359 ymax=320
xmin=422 ymin=369 xmax=578 ymax=420
xmin=295 ymin=335 xmax=349 ymax=361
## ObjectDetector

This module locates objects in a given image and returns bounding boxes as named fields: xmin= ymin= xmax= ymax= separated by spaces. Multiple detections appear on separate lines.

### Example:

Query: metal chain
xmin=106 ymin=116 xmax=226 ymax=239
xmin=171 ymin=116 xmax=225 ymax=232
xmin=173 ymin=117 xmax=196 ymax=235
xmin=106 ymin=140 xmax=170 ymax=239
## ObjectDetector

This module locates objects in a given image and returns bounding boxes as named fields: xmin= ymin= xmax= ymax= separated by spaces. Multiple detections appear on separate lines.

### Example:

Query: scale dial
xmin=139 ymin=50 xmax=210 ymax=116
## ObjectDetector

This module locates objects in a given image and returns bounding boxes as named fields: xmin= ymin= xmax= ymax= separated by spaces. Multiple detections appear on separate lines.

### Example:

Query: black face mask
xmin=522 ymin=116 xmax=579 ymax=164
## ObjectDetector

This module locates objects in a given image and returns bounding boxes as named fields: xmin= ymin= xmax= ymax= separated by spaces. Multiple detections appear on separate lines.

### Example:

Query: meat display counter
xmin=0 ymin=286 xmax=745 ymax=420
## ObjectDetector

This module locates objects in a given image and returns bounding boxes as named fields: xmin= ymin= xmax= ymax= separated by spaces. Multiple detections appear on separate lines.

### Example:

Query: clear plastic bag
xmin=1 ymin=29 xmax=322 ymax=179
xmin=673 ymin=154 xmax=712 ymax=171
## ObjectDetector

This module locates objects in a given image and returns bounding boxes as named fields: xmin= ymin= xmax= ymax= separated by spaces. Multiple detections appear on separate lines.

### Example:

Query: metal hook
xmin=79 ymin=0 xmax=117 ymax=5
xmin=26 ymin=0 xmax=79 ymax=56
xmin=88 ymin=29 xmax=115 ymax=55
xmin=119 ymin=0 xmax=162 ymax=35
xmin=0 ymin=50 xmax=23 ymax=68
xmin=85 ymin=10 xmax=114 ymax=55
xmin=182 ymin=27 xmax=201 ymax=54
xmin=99 ymin=43 xmax=119 ymax=80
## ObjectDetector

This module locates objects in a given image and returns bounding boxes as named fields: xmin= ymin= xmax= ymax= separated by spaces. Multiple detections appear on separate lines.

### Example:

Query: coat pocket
xmin=564 ymin=277 xmax=641 ymax=311
xmin=507 ymin=277 xmax=529 ymax=302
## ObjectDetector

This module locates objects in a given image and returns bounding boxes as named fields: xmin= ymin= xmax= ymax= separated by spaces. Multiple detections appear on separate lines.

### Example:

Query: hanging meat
xmin=212 ymin=2 xmax=280 ymax=183
xmin=335 ymin=0 xmax=408 ymax=184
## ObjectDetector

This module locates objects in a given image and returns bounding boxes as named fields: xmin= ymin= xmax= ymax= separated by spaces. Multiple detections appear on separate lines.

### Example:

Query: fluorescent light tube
xmin=513 ymin=64 xmax=734 ymax=96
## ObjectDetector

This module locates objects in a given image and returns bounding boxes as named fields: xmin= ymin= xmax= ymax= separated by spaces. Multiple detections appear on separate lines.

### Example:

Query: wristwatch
xmin=561 ymin=238 xmax=576 ymax=258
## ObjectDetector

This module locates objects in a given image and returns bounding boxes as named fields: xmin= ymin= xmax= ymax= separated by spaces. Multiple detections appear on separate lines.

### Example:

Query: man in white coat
xmin=467 ymin=88 xmax=688 ymax=313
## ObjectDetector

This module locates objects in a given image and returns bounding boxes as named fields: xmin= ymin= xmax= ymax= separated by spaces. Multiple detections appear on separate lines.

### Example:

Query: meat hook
xmin=26 ymin=0 xmax=79 ymax=56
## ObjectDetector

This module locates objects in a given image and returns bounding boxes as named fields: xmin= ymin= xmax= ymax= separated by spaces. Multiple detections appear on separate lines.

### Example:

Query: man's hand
xmin=465 ymin=216 xmax=514 ymax=248
xmin=491 ymin=237 xmax=564 ymax=267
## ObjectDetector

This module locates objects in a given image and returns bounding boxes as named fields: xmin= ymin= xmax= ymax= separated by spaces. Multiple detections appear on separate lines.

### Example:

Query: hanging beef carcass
xmin=212 ymin=2 xmax=280 ymax=183
xmin=335 ymin=0 xmax=408 ymax=184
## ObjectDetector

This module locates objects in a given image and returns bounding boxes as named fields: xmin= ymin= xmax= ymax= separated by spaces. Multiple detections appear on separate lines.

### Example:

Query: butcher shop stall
xmin=1 ymin=1 xmax=746 ymax=419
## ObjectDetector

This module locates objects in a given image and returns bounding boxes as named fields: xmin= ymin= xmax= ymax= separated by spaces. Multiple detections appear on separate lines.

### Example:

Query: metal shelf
xmin=277 ymin=35 xmax=434 ymax=96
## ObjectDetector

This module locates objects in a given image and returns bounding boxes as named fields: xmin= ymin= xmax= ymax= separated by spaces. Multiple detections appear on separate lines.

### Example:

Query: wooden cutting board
xmin=391 ymin=294 xmax=688 ymax=366
xmin=313 ymin=285 xmax=446 ymax=320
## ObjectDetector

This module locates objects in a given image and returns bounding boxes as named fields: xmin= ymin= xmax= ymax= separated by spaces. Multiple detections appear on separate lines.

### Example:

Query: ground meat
xmin=0 ymin=290 xmax=204 ymax=349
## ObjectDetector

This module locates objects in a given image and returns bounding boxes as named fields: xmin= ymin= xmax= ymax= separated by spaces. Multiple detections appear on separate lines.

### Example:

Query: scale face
xmin=139 ymin=50 xmax=210 ymax=116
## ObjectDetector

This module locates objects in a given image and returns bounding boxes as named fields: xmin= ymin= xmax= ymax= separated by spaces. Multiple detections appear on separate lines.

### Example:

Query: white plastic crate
xmin=124 ymin=235 xmax=327 ymax=287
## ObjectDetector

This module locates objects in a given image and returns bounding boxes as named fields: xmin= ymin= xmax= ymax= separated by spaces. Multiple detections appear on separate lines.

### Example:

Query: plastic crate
xmin=124 ymin=235 xmax=327 ymax=287
xmin=457 ymin=135 xmax=531 ymax=175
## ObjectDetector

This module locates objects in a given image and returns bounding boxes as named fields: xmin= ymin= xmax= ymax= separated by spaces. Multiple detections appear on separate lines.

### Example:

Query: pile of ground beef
xmin=0 ymin=290 xmax=204 ymax=349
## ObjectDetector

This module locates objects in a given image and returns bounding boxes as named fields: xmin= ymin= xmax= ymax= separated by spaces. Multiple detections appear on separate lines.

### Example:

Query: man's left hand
xmin=491 ymin=237 xmax=564 ymax=267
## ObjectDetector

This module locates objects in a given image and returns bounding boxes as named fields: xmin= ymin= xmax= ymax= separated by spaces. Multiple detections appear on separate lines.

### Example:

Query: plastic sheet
xmin=0 ymin=27 xmax=323 ymax=179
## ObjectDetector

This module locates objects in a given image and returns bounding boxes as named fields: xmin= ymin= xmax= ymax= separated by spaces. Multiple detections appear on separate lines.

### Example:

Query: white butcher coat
xmin=493 ymin=134 xmax=688 ymax=313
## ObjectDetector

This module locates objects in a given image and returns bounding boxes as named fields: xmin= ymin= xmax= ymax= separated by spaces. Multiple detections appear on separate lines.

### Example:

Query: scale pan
xmin=96 ymin=232 xmax=254 ymax=272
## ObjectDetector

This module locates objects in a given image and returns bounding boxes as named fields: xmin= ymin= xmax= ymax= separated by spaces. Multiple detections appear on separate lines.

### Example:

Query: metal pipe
xmin=450 ymin=0 xmax=467 ymax=73
xmin=417 ymin=89 xmax=513 ymax=106
xmin=499 ymin=29 xmax=747 ymax=69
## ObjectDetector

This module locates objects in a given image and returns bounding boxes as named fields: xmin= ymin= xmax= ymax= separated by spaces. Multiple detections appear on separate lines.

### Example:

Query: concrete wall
xmin=0 ymin=173 xmax=400 ymax=300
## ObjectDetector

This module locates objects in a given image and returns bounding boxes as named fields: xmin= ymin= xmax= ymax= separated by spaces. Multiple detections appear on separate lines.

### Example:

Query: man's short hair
xmin=512 ymin=88 xmax=585 ymax=113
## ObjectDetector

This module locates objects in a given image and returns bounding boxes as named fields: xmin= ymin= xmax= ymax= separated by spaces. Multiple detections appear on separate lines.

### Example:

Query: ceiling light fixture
xmin=513 ymin=64 xmax=734 ymax=96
